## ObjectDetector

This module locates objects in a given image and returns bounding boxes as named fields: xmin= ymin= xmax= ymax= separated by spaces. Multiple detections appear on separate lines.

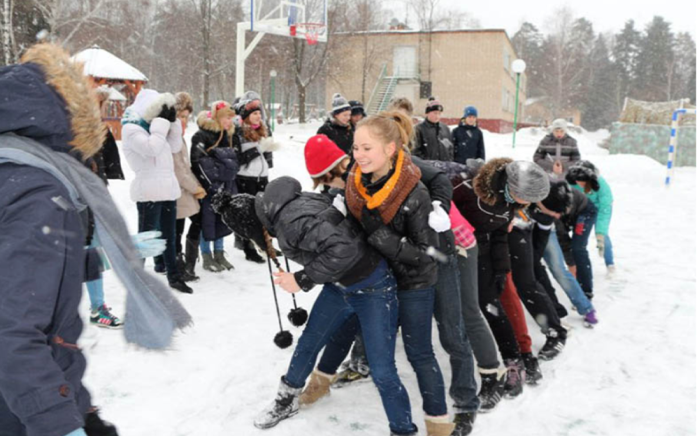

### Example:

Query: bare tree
xmin=31 ymin=0 xmax=108 ymax=47
xmin=2 ymin=0 xmax=12 ymax=65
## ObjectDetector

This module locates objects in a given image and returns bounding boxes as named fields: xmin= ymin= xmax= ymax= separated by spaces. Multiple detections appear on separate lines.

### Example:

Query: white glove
xmin=428 ymin=201 xmax=451 ymax=233
xmin=333 ymin=194 xmax=347 ymax=217
xmin=259 ymin=137 xmax=281 ymax=152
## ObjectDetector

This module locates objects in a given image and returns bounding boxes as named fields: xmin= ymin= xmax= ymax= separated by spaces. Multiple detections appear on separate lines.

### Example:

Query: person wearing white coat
xmin=121 ymin=89 xmax=192 ymax=294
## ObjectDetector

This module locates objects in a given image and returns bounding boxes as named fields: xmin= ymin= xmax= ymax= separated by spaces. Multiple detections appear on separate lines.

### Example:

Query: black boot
xmin=452 ymin=411 xmax=476 ymax=436
xmin=503 ymin=358 xmax=525 ymax=399
xmin=169 ymin=279 xmax=193 ymax=294
xmin=243 ymin=239 xmax=265 ymax=264
xmin=538 ymin=328 xmax=567 ymax=361
xmin=477 ymin=368 xmax=504 ymax=412
xmin=177 ymin=253 xmax=199 ymax=282
xmin=521 ymin=352 xmax=543 ymax=385
xmin=183 ymin=237 xmax=200 ymax=282
xmin=84 ymin=408 xmax=119 ymax=436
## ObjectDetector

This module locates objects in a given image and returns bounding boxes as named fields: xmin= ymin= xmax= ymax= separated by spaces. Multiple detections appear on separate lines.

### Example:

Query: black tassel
xmin=288 ymin=307 xmax=309 ymax=327
xmin=274 ymin=330 xmax=293 ymax=349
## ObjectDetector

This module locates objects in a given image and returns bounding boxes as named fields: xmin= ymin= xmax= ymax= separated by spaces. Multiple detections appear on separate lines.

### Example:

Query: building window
xmin=502 ymin=88 xmax=510 ymax=112
xmin=503 ymin=49 xmax=510 ymax=72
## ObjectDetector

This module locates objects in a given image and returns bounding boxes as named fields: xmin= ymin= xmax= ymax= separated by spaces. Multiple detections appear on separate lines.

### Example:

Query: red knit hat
xmin=305 ymin=134 xmax=348 ymax=178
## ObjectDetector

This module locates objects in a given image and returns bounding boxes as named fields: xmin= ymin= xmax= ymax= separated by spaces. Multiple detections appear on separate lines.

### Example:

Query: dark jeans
xmin=477 ymin=241 xmax=521 ymax=361
xmin=433 ymin=255 xmax=480 ymax=413
xmin=318 ymin=288 xmax=448 ymax=417
xmin=138 ymin=201 xmax=179 ymax=283
xmin=508 ymin=226 xmax=566 ymax=336
xmin=572 ymin=202 xmax=598 ymax=297
xmin=284 ymin=262 xmax=416 ymax=435
xmin=176 ymin=218 xmax=185 ymax=255
xmin=456 ymin=245 xmax=500 ymax=370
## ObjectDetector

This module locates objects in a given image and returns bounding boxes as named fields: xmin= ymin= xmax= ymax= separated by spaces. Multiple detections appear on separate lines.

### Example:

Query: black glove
xmin=157 ymin=104 xmax=177 ymax=123
xmin=84 ymin=410 xmax=119 ymax=436
xmin=361 ymin=207 xmax=385 ymax=235
xmin=492 ymin=273 xmax=507 ymax=296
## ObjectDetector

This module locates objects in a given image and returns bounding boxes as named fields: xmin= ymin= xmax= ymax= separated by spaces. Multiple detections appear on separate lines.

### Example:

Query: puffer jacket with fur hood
xmin=428 ymin=158 xmax=519 ymax=273
xmin=121 ymin=90 xmax=183 ymax=203
xmin=0 ymin=43 xmax=106 ymax=436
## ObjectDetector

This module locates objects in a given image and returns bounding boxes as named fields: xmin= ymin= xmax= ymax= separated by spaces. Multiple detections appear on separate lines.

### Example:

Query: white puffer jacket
xmin=122 ymin=90 xmax=183 ymax=203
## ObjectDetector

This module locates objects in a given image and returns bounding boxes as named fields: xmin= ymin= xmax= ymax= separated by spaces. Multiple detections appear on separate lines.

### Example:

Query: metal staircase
xmin=367 ymin=64 xmax=398 ymax=115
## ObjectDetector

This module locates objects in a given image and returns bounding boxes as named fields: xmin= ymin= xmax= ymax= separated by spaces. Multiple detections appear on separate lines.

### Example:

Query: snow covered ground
xmin=81 ymin=121 xmax=696 ymax=436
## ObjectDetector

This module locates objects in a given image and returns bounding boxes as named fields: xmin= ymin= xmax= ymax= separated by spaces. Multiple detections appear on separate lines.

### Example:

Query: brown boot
xmin=425 ymin=417 xmax=456 ymax=436
xmin=299 ymin=369 xmax=334 ymax=406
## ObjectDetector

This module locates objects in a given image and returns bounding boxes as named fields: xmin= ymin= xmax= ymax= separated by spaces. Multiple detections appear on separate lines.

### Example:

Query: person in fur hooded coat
xmin=190 ymin=101 xmax=240 ymax=273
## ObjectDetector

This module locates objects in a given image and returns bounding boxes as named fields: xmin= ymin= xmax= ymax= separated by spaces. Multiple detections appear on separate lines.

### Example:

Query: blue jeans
xmin=604 ymin=234 xmax=614 ymax=266
xmin=86 ymin=278 xmax=104 ymax=311
xmin=572 ymin=202 xmax=598 ymax=296
xmin=137 ymin=201 xmax=179 ymax=283
xmin=543 ymin=230 xmax=594 ymax=315
xmin=200 ymin=236 xmax=224 ymax=254
xmin=284 ymin=262 xmax=416 ymax=435
xmin=317 ymin=287 xmax=448 ymax=417
xmin=433 ymin=255 xmax=480 ymax=413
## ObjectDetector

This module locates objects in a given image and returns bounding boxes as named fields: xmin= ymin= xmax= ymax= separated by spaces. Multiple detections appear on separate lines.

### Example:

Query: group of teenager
xmin=0 ymin=41 xmax=615 ymax=436
xmin=243 ymin=94 xmax=615 ymax=436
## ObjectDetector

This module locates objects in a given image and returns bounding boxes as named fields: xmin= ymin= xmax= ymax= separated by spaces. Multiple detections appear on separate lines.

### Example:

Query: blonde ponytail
xmin=357 ymin=110 xmax=414 ymax=155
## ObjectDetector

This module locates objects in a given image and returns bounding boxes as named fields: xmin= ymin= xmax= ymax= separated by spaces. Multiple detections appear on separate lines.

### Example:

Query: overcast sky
xmin=383 ymin=0 xmax=696 ymax=38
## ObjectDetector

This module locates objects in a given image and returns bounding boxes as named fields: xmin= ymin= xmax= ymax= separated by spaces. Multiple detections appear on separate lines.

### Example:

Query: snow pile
xmin=82 ymin=121 xmax=695 ymax=435
xmin=73 ymin=45 xmax=148 ymax=82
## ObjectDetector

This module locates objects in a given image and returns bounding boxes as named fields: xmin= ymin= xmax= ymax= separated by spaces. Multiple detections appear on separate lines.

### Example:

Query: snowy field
xmin=81 ymin=121 xmax=696 ymax=436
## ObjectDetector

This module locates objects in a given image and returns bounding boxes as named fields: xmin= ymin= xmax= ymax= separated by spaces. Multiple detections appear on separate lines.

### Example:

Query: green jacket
xmin=573 ymin=176 xmax=613 ymax=235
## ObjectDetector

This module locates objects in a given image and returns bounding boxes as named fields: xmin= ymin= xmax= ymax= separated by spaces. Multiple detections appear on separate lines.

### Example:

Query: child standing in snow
xmin=317 ymin=93 xmax=354 ymax=154
xmin=190 ymin=101 xmax=239 ymax=273
xmin=413 ymin=97 xmax=454 ymax=162
xmin=533 ymin=119 xmax=581 ymax=178
xmin=234 ymin=94 xmax=278 ymax=264
xmin=452 ymin=105 xmax=485 ymax=163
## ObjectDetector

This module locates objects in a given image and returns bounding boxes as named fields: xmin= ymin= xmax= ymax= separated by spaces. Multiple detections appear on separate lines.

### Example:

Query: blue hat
xmin=463 ymin=106 xmax=478 ymax=118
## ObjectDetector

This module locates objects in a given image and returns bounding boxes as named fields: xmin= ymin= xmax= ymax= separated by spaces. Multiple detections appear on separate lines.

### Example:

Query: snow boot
xmin=90 ymin=304 xmax=123 ymax=329
xmin=584 ymin=309 xmax=598 ymax=327
xmin=502 ymin=358 xmax=525 ymax=399
xmin=177 ymin=253 xmax=199 ymax=282
xmin=202 ymin=252 xmax=224 ymax=272
xmin=299 ymin=369 xmax=334 ymax=406
xmin=476 ymin=368 xmax=504 ymax=412
xmin=214 ymin=250 xmax=235 ymax=271
xmin=254 ymin=377 xmax=302 ymax=429
xmin=538 ymin=329 xmax=567 ymax=361
xmin=425 ymin=416 xmax=455 ymax=436
xmin=451 ymin=411 xmax=476 ymax=436
xmin=169 ymin=279 xmax=193 ymax=294
xmin=84 ymin=408 xmax=119 ymax=436
xmin=521 ymin=352 xmax=543 ymax=385
xmin=333 ymin=358 xmax=371 ymax=388
xmin=183 ymin=238 xmax=200 ymax=282
xmin=243 ymin=239 xmax=265 ymax=264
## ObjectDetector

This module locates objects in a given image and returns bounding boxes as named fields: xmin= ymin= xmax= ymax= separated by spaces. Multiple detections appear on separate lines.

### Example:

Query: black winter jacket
xmin=429 ymin=158 xmax=518 ymax=274
xmin=256 ymin=177 xmax=381 ymax=291
xmin=355 ymin=170 xmax=439 ymax=290
xmin=452 ymin=122 xmax=485 ymax=163
xmin=317 ymin=119 xmax=354 ymax=154
xmin=93 ymin=128 xmax=124 ymax=182
xmin=413 ymin=119 xmax=453 ymax=162
xmin=411 ymin=156 xmax=455 ymax=256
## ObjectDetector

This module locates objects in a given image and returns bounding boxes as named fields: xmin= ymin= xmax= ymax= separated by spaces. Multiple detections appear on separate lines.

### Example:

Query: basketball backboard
xmin=249 ymin=0 xmax=328 ymax=44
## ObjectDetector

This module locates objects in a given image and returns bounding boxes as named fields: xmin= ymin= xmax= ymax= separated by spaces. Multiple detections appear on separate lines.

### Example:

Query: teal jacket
xmin=573 ymin=176 xmax=613 ymax=235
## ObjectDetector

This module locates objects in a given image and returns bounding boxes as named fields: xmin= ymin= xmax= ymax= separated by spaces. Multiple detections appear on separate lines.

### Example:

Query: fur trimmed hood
xmin=473 ymin=157 xmax=512 ymax=206
xmin=0 ymin=43 xmax=106 ymax=159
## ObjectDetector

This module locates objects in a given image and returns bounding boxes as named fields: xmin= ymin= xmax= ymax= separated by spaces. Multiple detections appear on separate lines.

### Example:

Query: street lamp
xmin=511 ymin=59 xmax=526 ymax=149
xmin=270 ymin=70 xmax=277 ymax=133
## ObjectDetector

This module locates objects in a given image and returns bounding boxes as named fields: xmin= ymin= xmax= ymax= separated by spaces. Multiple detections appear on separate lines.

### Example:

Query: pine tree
xmin=612 ymin=20 xmax=641 ymax=108
xmin=634 ymin=16 xmax=674 ymax=101
xmin=582 ymin=35 xmax=618 ymax=130
xmin=512 ymin=22 xmax=547 ymax=97
xmin=670 ymin=32 xmax=696 ymax=101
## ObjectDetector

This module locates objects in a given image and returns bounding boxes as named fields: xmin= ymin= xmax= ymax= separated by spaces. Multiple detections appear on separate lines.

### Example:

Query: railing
xmin=377 ymin=75 xmax=398 ymax=113
xmin=367 ymin=63 xmax=387 ymax=113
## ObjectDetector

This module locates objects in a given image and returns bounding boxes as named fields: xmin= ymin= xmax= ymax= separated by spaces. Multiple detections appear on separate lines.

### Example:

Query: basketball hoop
xmin=295 ymin=23 xmax=325 ymax=45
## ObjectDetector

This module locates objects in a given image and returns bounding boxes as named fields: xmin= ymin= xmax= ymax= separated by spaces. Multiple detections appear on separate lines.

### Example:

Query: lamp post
xmin=511 ymin=59 xmax=526 ymax=149
xmin=269 ymin=70 xmax=277 ymax=133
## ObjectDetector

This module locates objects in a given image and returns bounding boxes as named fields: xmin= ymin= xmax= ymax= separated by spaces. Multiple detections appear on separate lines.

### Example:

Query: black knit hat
xmin=348 ymin=100 xmax=366 ymax=117
xmin=425 ymin=96 xmax=444 ymax=114
xmin=330 ymin=93 xmax=351 ymax=116
xmin=235 ymin=98 xmax=263 ymax=121
xmin=211 ymin=191 xmax=267 ymax=251
xmin=542 ymin=180 xmax=574 ymax=214
xmin=565 ymin=161 xmax=600 ymax=191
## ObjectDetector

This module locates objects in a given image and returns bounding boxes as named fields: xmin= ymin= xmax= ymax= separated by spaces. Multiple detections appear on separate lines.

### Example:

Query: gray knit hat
xmin=551 ymin=118 xmax=568 ymax=132
xmin=330 ymin=93 xmax=351 ymax=116
xmin=506 ymin=161 xmax=551 ymax=203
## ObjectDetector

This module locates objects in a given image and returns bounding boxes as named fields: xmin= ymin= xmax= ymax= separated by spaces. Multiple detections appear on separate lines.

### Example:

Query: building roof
xmin=72 ymin=45 xmax=148 ymax=82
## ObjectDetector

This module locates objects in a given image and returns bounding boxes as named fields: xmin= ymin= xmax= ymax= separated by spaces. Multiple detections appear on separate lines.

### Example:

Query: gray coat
xmin=533 ymin=133 xmax=581 ymax=173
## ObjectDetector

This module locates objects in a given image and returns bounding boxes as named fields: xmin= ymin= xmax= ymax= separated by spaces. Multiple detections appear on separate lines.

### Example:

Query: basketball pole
xmin=236 ymin=23 xmax=266 ymax=97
